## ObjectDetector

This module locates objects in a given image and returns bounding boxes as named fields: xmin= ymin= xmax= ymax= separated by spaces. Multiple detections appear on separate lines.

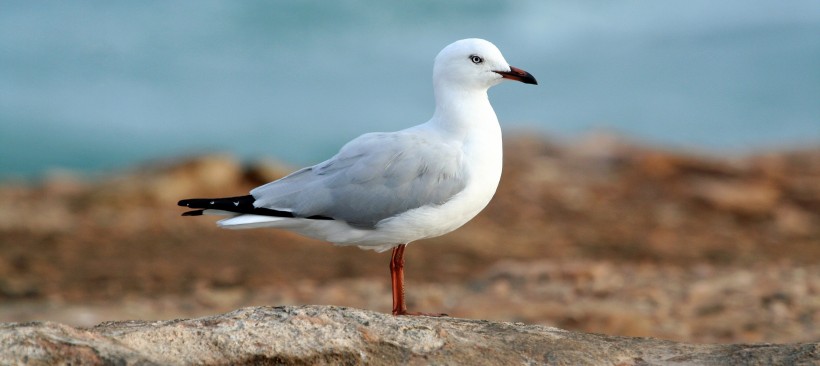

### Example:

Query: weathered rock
xmin=244 ymin=158 xmax=294 ymax=185
xmin=689 ymin=178 xmax=781 ymax=216
xmin=1 ymin=306 xmax=817 ymax=366
xmin=94 ymin=154 xmax=244 ymax=204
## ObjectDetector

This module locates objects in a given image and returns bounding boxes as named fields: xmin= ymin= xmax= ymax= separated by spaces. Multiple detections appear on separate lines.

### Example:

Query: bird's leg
xmin=389 ymin=244 xmax=447 ymax=317
xmin=389 ymin=244 xmax=407 ymax=315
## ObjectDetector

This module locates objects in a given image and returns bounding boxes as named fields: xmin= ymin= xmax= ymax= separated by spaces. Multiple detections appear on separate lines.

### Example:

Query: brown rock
xmin=94 ymin=154 xmax=244 ymax=204
xmin=690 ymin=179 xmax=781 ymax=216
xmin=244 ymin=158 xmax=293 ymax=185
xmin=775 ymin=205 xmax=815 ymax=237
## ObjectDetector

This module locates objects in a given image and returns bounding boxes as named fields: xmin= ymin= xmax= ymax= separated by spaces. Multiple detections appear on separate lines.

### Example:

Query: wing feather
xmin=250 ymin=130 xmax=466 ymax=228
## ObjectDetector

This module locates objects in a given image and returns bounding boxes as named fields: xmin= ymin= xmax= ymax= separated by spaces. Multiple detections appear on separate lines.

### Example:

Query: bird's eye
xmin=470 ymin=55 xmax=483 ymax=64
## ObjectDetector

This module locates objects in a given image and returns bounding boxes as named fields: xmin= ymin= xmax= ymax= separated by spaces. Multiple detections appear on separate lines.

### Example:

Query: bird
xmin=178 ymin=38 xmax=537 ymax=316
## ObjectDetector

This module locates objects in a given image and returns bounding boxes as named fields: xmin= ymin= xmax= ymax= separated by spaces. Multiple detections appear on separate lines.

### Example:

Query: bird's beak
xmin=495 ymin=66 xmax=538 ymax=85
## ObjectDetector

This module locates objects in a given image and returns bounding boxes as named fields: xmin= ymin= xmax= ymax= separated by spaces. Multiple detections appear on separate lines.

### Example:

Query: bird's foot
xmin=393 ymin=310 xmax=448 ymax=317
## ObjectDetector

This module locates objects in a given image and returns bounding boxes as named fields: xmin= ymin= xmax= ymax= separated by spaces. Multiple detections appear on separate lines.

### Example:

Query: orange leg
xmin=389 ymin=244 xmax=447 ymax=317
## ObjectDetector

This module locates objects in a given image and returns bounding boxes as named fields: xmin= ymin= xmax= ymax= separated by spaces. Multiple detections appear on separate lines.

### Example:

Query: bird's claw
xmin=393 ymin=310 xmax=449 ymax=317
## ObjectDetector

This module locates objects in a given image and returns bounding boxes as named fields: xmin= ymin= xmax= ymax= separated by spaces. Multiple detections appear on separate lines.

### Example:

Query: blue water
xmin=2 ymin=1 xmax=819 ymax=178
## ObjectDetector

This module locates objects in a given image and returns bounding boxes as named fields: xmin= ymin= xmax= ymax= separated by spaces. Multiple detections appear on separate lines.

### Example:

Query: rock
xmin=634 ymin=151 xmax=744 ymax=180
xmin=244 ymin=158 xmax=294 ymax=185
xmin=775 ymin=205 xmax=815 ymax=237
xmin=41 ymin=169 xmax=89 ymax=197
xmin=690 ymin=178 xmax=781 ymax=216
xmin=93 ymin=154 xmax=244 ymax=205
xmin=1 ymin=306 xmax=817 ymax=365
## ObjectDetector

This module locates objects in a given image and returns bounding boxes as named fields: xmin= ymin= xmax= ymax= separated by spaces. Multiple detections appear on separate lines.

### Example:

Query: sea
xmin=1 ymin=0 xmax=819 ymax=178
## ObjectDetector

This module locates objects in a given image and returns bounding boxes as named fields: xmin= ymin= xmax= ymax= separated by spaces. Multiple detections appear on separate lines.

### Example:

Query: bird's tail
xmin=178 ymin=195 xmax=275 ymax=216
xmin=177 ymin=195 xmax=333 ymax=220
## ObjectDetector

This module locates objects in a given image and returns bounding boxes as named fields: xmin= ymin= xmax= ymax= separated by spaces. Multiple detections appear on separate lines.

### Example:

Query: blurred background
xmin=2 ymin=0 xmax=819 ymax=178
xmin=1 ymin=1 xmax=819 ymax=343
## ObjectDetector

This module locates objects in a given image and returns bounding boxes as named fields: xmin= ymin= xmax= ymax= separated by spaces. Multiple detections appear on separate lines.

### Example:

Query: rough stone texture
xmin=1 ymin=306 xmax=818 ymax=366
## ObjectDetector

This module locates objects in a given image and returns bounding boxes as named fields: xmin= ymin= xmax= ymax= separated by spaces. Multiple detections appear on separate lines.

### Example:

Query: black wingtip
xmin=176 ymin=195 xmax=335 ymax=221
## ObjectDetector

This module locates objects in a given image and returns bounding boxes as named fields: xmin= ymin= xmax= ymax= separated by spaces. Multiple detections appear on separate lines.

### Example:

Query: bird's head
xmin=433 ymin=38 xmax=537 ymax=91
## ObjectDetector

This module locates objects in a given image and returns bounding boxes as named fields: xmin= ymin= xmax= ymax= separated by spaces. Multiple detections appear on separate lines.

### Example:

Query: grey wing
xmin=250 ymin=131 xmax=467 ymax=228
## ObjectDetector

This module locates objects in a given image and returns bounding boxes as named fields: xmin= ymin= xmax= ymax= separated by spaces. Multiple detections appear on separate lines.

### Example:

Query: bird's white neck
xmin=429 ymin=85 xmax=497 ymax=139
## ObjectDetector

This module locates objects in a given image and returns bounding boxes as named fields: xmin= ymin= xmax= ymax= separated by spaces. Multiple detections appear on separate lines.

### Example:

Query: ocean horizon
xmin=2 ymin=1 xmax=819 ymax=179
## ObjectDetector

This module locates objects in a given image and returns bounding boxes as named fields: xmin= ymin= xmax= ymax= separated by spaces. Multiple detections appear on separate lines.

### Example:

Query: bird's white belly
xmin=377 ymin=168 xmax=500 ymax=242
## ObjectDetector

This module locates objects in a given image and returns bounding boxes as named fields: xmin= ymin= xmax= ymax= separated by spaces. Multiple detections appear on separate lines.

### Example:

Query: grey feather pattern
xmin=250 ymin=131 xmax=467 ymax=228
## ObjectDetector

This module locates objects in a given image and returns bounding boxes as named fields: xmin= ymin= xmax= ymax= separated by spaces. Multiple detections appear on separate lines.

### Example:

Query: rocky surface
xmin=1 ymin=133 xmax=819 ymax=344
xmin=3 ymin=305 xmax=819 ymax=366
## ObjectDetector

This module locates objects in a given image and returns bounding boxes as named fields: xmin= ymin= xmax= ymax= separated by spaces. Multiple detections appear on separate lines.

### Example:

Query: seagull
xmin=178 ymin=38 xmax=537 ymax=316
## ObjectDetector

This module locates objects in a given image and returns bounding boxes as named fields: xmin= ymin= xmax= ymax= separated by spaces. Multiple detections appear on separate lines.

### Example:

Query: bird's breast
xmin=376 ymin=122 xmax=502 ymax=242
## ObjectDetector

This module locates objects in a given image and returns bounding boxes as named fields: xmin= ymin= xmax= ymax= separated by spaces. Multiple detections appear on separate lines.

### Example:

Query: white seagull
xmin=179 ymin=38 xmax=537 ymax=316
